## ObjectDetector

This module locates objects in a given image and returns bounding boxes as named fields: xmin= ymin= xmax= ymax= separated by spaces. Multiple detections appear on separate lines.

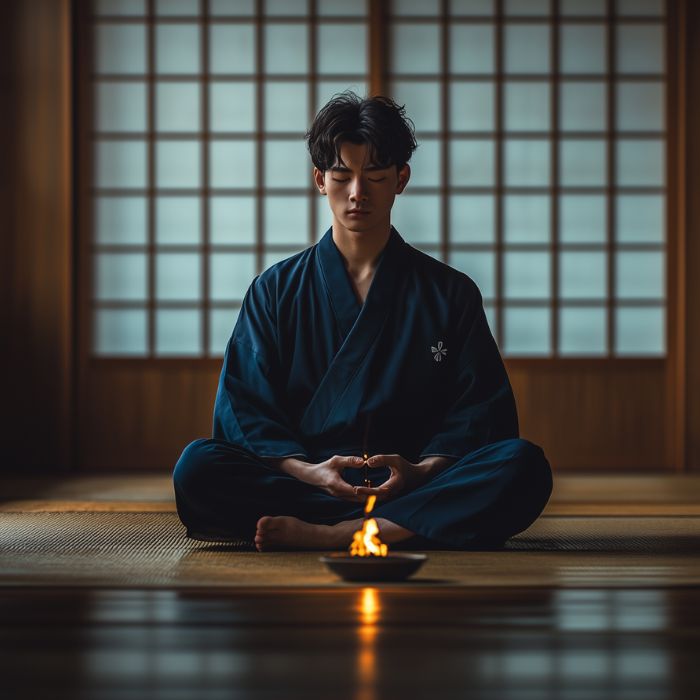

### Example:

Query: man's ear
xmin=313 ymin=167 xmax=327 ymax=195
xmin=396 ymin=164 xmax=411 ymax=194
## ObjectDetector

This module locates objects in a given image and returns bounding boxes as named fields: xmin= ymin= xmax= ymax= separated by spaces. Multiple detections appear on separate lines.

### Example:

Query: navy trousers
xmin=172 ymin=437 xmax=553 ymax=550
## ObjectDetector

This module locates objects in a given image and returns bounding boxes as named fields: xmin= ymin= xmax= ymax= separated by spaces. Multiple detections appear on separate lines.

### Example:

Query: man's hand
xmin=268 ymin=455 xmax=366 ymax=502
xmin=354 ymin=454 xmax=430 ymax=502
xmin=355 ymin=454 xmax=457 ymax=501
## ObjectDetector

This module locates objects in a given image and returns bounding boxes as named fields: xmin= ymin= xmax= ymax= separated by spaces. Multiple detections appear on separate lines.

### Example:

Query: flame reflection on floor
xmin=356 ymin=587 xmax=380 ymax=700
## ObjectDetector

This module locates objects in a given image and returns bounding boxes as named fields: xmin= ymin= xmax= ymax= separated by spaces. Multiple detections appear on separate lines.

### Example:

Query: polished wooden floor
xmin=2 ymin=474 xmax=700 ymax=698
xmin=1 ymin=587 xmax=699 ymax=699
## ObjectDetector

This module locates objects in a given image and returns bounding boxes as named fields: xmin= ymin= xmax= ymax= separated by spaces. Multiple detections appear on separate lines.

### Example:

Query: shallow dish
xmin=320 ymin=552 xmax=427 ymax=582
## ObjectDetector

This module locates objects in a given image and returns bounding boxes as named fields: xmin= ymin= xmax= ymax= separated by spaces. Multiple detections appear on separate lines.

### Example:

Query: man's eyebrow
xmin=329 ymin=164 xmax=389 ymax=172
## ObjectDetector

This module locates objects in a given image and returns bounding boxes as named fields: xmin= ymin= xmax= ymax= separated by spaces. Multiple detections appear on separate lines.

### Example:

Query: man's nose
xmin=350 ymin=177 xmax=368 ymax=201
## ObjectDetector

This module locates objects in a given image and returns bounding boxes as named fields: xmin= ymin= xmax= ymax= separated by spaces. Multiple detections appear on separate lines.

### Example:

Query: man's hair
xmin=305 ymin=91 xmax=418 ymax=171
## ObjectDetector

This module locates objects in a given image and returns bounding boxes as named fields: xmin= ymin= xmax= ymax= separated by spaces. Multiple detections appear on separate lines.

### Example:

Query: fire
xmin=349 ymin=494 xmax=388 ymax=557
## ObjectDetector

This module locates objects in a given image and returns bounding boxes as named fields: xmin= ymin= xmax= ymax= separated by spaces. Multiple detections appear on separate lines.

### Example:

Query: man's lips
xmin=347 ymin=209 xmax=370 ymax=215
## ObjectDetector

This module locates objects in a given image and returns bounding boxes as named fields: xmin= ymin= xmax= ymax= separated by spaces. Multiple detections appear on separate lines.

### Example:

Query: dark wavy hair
xmin=305 ymin=92 xmax=418 ymax=171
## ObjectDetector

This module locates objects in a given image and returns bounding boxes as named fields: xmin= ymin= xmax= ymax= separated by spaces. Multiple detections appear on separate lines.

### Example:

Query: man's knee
xmin=172 ymin=438 xmax=216 ymax=496
xmin=502 ymin=438 xmax=553 ymax=496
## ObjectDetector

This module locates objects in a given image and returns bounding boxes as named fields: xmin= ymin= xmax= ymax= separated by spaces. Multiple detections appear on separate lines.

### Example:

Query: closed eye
xmin=369 ymin=177 xmax=387 ymax=182
xmin=332 ymin=177 xmax=350 ymax=182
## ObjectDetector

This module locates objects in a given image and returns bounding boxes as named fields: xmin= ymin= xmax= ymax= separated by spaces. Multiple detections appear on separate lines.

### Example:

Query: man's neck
xmin=331 ymin=222 xmax=392 ymax=279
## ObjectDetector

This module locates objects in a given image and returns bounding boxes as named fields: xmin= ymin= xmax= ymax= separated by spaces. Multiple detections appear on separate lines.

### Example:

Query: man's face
xmin=313 ymin=142 xmax=410 ymax=236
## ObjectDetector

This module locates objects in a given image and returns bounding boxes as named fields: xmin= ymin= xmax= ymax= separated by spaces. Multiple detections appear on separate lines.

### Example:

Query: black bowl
xmin=320 ymin=552 xmax=427 ymax=582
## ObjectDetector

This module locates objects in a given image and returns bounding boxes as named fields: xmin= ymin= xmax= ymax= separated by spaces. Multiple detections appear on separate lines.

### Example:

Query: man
xmin=173 ymin=93 xmax=552 ymax=551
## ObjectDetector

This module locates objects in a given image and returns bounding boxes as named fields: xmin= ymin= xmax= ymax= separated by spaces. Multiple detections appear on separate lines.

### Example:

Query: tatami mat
xmin=1 ymin=511 xmax=699 ymax=588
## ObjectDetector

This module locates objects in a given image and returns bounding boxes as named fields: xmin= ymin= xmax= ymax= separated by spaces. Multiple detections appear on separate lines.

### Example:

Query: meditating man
xmin=173 ymin=92 xmax=553 ymax=551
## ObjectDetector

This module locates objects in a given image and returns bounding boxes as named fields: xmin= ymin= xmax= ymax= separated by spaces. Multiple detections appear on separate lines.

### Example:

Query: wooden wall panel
xmin=1 ymin=0 xmax=73 ymax=472
xmin=79 ymin=364 xmax=219 ymax=471
xmin=78 ymin=361 xmax=667 ymax=471
xmin=686 ymin=0 xmax=700 ymax=470
xmin=509 ymin=362 xmax=667 ymax=471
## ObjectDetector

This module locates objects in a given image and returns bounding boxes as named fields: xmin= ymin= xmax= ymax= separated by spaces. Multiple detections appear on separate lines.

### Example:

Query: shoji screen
xmin=388 ymin=0 xmax=666 ymax=357
xmin=90 ymin=0 xmax=367 ymax=358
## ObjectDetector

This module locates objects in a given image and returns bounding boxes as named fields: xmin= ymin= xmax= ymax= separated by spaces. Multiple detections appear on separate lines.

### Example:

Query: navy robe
xmin=213 ymin=227 xmax=519 ymax=464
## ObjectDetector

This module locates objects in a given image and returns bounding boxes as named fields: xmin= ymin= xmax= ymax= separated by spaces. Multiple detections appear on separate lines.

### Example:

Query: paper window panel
xmin=615 ymin=307 xmax=665 ymax=356
xmin=391 ymin=82 xmax=442 ymax=133
xmin=263 ymin=140 xmax=311 ymax=189
xmin=559 ymin=82 xmax=607 ymax=133
xmin=209 ymin=308 xmax=240 ymax=356
xmin=560 ymin=0 xmax=605 ymax=15
xmin=155 ymin=310 xmax=202 ymax=356
xmin=317 ymin=24 xmax=368 ymax=76
xmin=95 ymin=197 xmax=148 ymax=246
xmin=95 ymin=253 xmax=148 ymax=301
xmin=209 ymin=82 xmax=256 ymax=133
xmin=96 ymin=0 xmax=146 ymax=15
xmin=264 ymin=82 xmax=310 ymax=133
xmin=209 ymin=253 xmax=256 ymax=301
xmin=450 ymin=0 xmax=494 ymax=15
xmin=264 ymin=0 xmax=307 ymax=14
xmin=155 ymin=253 xmax=201 ymax=301
xmin=155 ymin=197 xmax=201 ymax=246
xmin=450 ymin=82 xmax=495 ymax=132
xmin=264 ymin=197 xmax=310 ymax=245
xmin=616 ymin=82 xmax=665 ymax=132
xmin=450 ymin=139 xmax=496 ymax=187
xmin=504 ymin=24 xmax=550 ymax=74
xmin=391 ymin=195 xmax=442 ymax=245
xmin=504 ymin=307 xmax=551 ymax=355
xmin=95 ymin=141 xmax=147 ymax=189
xmin=209 ymin=140 xmax=256 ymax=189
xmin=450 ymin=25 xmax=495 ymax=74
xmin=95 ymin=24 xmax=146 ymax=74
xmin=616 ymin=195 xmax=664 ymax=244
xmin=616 ymin=139 xmax=665 ymax=187
xmin=407 ymin=138 xmax=441 ymax=188
xmin=391 ymin=24 xmax=440 ymax=75
xmin=559 ymin=252 xmax=608 ymax=300
xmin=504 ymin=82 xmax=550 ymax=132
xmin=264 ymin=25 xmax=309 ymax=74
xmin=559 ymin=307 xmax=607 ymax=356
xmin=504 ymin=140 xmax=551 ymax=187
xmin=94 ymin=309 xmax=148 ymax=356
xmin=209 ymin=25 xmax=256 ymax=75
xmin=156 ymin=141 xmax=201 ymax=189
xmin=95 ymin=82 xmax=147 ymax=132
xmin=504 ymin=195 xmax=550 ymax=245
xmin=504 ymin=0 xmax=550 ymax=15
xmin=616 ymin=24 xmax=665 ymax=74
xmin=155 ymin=0 xmax=199 ymax=15
xmin=559 ymin=24 xmax=607 ymax=75
xmin=559 ymin=195 xmax=607 ymax=244
xmin=504 ymin=252 xmax=551 ymax=300
xmin=210 ymin=197 xmax=257 ymax=245
xmin=559 ymin=139 xmax=607 ymax=187
xmin=155 ymin=24 xmax=200 ymax=75
xmin=449 ymin=251 xmax=497 ymax=300
xmin=449 ymin=195 xmax=496 ymax=244
xmin=155 ymin=83 xmax=201 ymax=133
xmin=210 ymin=0 xmax=255 ymax=16
xmin=615 ymin=251 xmax=665 ymax=300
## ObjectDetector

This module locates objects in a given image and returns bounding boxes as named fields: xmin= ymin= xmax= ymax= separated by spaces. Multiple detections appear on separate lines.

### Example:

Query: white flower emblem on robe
xmin=431 ymin=341 xmax=447 ymax=362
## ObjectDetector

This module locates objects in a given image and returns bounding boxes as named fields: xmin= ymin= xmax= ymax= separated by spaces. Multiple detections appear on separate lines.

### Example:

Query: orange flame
xmin=349 ymin=494 xmax=388 ymax=557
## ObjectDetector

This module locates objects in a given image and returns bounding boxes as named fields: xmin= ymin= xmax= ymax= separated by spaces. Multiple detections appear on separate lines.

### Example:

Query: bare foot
xmin=254 ymin=516 xmax=355 ymax=551
xmin=254 ymin=516 xmax=415 ymax=552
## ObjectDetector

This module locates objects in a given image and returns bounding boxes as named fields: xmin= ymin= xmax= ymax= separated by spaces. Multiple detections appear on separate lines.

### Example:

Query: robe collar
xmin=317 ymin=226 xmax=405 ymax=340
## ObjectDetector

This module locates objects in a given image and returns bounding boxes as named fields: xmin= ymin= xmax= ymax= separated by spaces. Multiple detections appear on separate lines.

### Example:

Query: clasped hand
xmin=315 ymin=453 xmax=428 ymax=503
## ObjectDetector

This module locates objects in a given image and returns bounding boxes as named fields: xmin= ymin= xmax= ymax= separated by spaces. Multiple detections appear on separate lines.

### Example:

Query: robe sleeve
xmin=419 ymin=283 xmax=519 ymax=460
xmin=213 ymin=275 xmax=309 ymax=460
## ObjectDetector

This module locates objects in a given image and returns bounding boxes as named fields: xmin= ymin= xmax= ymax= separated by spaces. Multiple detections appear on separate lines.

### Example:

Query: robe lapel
xmin=300 ymin=227 xmax=406 ymax=436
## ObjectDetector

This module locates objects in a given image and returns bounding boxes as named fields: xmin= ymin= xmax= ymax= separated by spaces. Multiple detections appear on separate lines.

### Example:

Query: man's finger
xmin=367 ymin=454 xmax=400 ymax=468
xmin=341 ymin=456 xmax=368 ymax=469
